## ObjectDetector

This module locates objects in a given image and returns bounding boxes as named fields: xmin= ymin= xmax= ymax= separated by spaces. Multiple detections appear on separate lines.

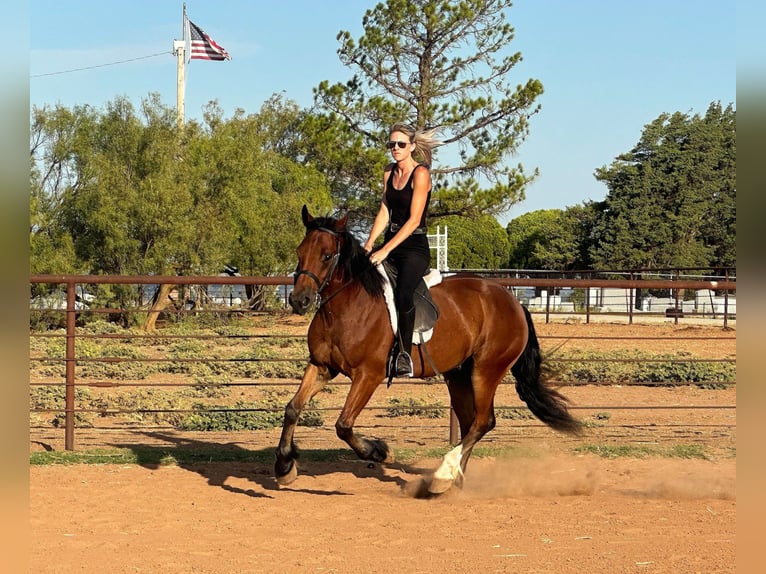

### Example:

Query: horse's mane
xmin=305 ymin=216 xmax=386 ymax=299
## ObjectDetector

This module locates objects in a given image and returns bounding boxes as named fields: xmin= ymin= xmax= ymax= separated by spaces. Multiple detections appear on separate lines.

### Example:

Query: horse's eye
xmin=322 ymin=253 xmax=333 ymax=262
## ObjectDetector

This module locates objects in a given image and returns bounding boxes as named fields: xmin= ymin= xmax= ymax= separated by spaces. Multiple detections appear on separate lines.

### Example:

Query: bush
xmin=189 ymin=374 xmax=232 ymax=398
xmin=78 ymin=342 xmax=156 ymax=380
xmin=78 ymin=320 xmax=125 ymax=335
xmin=496 ymin=407 xmax=534 ymax=420
xmin=212 ymin=325 xmax=251 ymax=340
xmin=29 ymin=385 xmax=100 ymax=428
xmin=178 ymin=398 xmax=322 ymax=431
xmin=385 ymin=397 xmax=446 ymax=418
xmin=108 ymin=388 xmax=188 ymax=426
xmin=548 ymin=350 xmax=735 ymax=386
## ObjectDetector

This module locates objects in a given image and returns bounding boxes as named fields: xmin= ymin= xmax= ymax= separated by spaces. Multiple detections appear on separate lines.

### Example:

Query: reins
xmin=298 ymin=218 xmax=441 ymax=383
xmin=293 ymin=226 xmax=353 ymax=308
xmin=318 ymin=278 xmax=354 ymax=307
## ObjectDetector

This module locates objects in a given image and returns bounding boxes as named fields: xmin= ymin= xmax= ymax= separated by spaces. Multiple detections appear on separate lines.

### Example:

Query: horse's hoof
xmin=369 ymin=438 xmax=395 ymax=464
xmin=427 ymin=476 xmax=454 ymax=494
xmin=275 ymin=462 xmax=298 ymax=487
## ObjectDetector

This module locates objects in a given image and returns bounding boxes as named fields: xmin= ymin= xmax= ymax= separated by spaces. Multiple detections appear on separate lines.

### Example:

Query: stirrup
xmin=395 ymin=351 xmax=414 ymax=377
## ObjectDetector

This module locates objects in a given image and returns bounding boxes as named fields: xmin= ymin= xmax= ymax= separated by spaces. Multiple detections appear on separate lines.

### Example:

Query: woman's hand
xmin=369 ymin=248 xmax=388 ymax=267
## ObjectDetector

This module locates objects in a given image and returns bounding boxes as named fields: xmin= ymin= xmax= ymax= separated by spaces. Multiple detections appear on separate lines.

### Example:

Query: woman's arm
xmin=363 ymin=165 xmax=393 ymax=253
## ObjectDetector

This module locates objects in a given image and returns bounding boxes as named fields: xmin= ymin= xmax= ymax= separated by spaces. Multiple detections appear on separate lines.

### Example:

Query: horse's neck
xmin=321 ymin=274 xmax=378 ymax=314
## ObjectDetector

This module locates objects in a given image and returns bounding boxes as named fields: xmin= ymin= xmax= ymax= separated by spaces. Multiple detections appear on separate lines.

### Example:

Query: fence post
xmin=545 ymin=286 xmax=550 ymax=324
xmin=65 ymin=280 xmax=77 ymax=450
xmin=723 ymin=269 xmax=729 ymax=329
xmin=674 ymin=269 xmax=680 ymax=325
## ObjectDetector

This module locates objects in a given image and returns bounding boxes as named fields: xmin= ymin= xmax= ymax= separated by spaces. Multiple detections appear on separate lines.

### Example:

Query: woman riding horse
xmin=276 ymin=206 xmax=582 ymax=494
xmin=364 ymin=123 xmax=441 ymax=378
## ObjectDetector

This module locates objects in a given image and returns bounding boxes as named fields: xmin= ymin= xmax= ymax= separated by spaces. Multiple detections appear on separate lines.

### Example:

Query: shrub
xmin=548 ymin=350 xmax=735 ymax=386
xmin=77 ymin=342 xmax=156 ymax=380
xmin=108 ymin=388 xmax=187 ymax=426
xmin=212 ymin=325 xmax=251 ymax=340
xmin=29 ymin=385 xmax=99 ymax=427
xmin=178 ymin=398 xmax=322 ymax=431
xmin=189 ymin=374 xmax=232 ymax=398
xmin=78 ymin=320 xmax=124 ymax=335
xmin=385 ymin=396 xmax=446 ymax=418
xmin=496 ymin=407 xmax=534 ymax=420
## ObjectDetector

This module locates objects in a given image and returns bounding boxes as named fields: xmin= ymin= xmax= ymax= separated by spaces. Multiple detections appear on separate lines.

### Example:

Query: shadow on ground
xmin=109 ymin=431 xmax=430 ymax=498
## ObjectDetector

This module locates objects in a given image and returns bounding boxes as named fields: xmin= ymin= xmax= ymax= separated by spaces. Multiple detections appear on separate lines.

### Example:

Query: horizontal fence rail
xmin=30 ymin=272 xmax=736 ymax=450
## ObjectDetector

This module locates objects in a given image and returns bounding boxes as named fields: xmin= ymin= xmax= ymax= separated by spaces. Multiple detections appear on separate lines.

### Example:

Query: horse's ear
xmin=335 ymin=212 xmax=349 ymax=232
xmin=301 ymin=205 xmax=313 ymax=227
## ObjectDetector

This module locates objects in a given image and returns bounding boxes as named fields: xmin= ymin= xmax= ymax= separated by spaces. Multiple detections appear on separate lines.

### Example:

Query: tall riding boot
xmin=395 ymin=306 xmax=416 ymax=377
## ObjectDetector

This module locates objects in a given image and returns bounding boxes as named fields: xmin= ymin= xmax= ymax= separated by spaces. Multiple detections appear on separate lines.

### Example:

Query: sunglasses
xmin=386 ymin=140 xmax=410 ymax=150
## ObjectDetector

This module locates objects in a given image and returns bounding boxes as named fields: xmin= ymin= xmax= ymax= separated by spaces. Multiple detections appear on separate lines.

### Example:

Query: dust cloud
xmin=402 ymin=454 xmax=736 ymax=501
xmin=461 ymin=456 xmax=599 ymax=498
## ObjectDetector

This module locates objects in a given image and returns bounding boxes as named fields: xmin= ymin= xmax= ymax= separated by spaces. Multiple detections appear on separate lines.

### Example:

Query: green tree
xmin=29 ymin=104 xmax=91 ymax=277
xmin=310 ymin=0 xmax=542 ymax=221
xmin=590 ymin=102 xmax=736 ymax=270
xmin=562 ymin=201 xmax=600 ymax=270
xmin=185 ymin=101 xmax=333 ymax=277
xmin=506 ymin=208 xmax=584 ymax=270
xmin=439 ymin=214 xmax=509 ymax=269
xmin=30 ymin=96 xmax=334 ymax=319
xmin=52 ymin=96 xmax=191 ymax=276
xmin=696 ymin=102 xmax=736 ymax=270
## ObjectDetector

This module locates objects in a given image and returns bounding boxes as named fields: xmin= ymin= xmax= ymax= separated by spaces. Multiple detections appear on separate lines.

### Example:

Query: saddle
xmin=381 ymin=262 xmax=440 ymax=342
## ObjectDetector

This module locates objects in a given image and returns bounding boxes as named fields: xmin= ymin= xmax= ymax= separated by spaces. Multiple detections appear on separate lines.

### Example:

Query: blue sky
xmin=30 ymin=0 xmax=735 ymax=225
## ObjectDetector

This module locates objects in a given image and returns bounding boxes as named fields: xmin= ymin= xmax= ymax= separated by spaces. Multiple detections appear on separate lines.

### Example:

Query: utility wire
xmin=31 ymin=51 xmax=170 ymax=78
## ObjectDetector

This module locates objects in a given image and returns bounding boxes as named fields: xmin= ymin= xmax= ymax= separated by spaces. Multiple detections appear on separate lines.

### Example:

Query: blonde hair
xmin=389 ymin=123 xmax=442 ymax=167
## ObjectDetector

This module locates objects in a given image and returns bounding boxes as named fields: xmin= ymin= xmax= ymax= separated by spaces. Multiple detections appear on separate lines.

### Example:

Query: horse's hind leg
xmin=275 ymin=362 xmax=329 ymax=486
xmin=444 ymin=360 xmax=475 ymax=440
xmin=425 ymin=365 xmax=476 ymax=494
xmin=335 ymin=373 xmax=394 ymax=464
xmin=430 ymin=364 xmax=504 ymax=494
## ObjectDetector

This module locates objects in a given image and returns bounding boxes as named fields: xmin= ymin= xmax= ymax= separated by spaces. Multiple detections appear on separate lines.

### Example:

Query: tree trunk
xmin=143 ymin=283 xmax=175 ymax=331
xmin=245 ymin=284 xmax=267 ymax=311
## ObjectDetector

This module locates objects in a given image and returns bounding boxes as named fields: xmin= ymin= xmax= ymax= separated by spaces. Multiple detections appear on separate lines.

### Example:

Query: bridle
xmin=293 ymin=227 xmax=352 ymax=307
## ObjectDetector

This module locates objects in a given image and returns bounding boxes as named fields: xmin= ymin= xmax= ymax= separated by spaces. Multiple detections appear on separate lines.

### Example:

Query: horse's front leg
xmin=336 ymin=373 xmax=394 ymax=464
xmin=275 ymin=362 xmax=329 ymax=486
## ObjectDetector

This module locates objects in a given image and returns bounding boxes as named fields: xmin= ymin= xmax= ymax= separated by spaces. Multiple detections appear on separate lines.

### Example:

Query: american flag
xmin=186 ymin=18 xmax=231 ymax=61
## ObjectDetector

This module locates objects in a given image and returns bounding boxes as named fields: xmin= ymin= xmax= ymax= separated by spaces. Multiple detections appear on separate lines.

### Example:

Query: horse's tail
xmin=511 ymin=305 xmax=582 ymax=435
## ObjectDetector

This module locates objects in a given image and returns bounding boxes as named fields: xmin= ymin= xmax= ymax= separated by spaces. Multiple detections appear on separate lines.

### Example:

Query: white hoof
xmin=428 ymin=445 xmax=463 ymax=494
xmin=428 ymin=476 xmax=454 ymax=494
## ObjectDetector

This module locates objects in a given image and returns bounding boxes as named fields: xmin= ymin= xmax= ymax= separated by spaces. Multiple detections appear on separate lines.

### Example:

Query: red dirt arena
xmin=30 ymin=321 xmax=736 ymax=573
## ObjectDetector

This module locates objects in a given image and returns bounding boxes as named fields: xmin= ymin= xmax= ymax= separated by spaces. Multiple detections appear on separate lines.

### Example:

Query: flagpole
xmin=173 ymin=3 xmax=187 ymax=128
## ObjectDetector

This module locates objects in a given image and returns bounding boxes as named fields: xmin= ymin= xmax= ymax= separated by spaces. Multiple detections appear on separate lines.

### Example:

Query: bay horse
xmin=275 ymin=206 xmax=582 ymax=494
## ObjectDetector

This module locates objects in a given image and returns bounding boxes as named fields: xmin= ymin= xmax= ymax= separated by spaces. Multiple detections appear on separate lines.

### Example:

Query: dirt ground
xmin=30 ymin=319 xmax=737 ymax=573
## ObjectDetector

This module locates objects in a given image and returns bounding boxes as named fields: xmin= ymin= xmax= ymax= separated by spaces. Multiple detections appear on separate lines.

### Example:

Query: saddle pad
xmin=377 ymin=266 xmax=442 ymax=344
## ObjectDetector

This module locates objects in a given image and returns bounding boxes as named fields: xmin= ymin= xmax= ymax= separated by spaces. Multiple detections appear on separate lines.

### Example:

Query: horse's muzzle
xmin=288 ymin=288 xmax=313 ymax=315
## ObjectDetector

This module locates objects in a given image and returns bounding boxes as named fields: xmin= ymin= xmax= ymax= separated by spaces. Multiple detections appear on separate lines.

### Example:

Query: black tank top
xmin=384 ymin=164 xmax=431 ymax=228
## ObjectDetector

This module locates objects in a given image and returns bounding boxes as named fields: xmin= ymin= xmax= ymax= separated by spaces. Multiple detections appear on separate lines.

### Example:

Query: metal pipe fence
xmin=29 ymin=273 xmax=736 ymax=450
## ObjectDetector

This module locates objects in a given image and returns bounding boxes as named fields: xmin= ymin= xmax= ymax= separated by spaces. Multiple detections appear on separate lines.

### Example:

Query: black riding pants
xmin=385 ymin=233 xmax=430 ymax=312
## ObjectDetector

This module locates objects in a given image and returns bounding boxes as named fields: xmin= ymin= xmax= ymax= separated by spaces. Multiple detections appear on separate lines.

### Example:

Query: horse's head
xmin=289 ymin=205 xmax=349 ymax=314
